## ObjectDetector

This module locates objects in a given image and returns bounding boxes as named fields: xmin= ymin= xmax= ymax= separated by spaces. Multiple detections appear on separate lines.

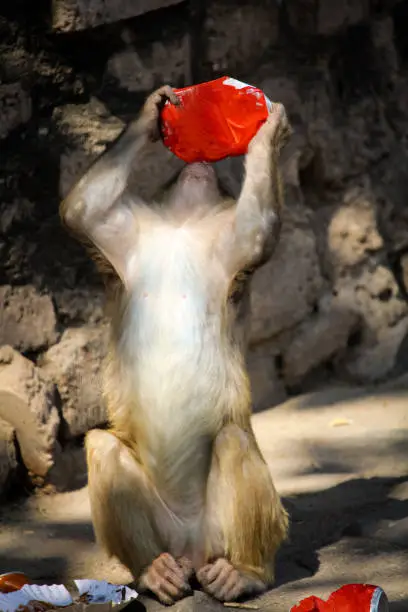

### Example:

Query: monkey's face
xmin=168 ymin=162 xmax=221 ymax=211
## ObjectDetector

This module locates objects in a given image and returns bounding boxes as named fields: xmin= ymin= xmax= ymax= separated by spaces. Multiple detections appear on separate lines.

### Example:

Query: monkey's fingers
xmin=150 ymin=570 xmax=181 ymax=598
xmin=154 ymin=553 xmax=191 ymax=591
xmin=159 ymin=85 xmax=180 ymax=107
xmin=162 ymin=567 xmax=191 ymax=593
xmin=150 ymin=85 xmax=180 ymax=110
xmin=142 ymin=571 xmax=180 ymax=604
xmin=159 ymin=553 xmax=186 ymax=577
xmin=143 ymin=85 xmax=180 ymax=142
xmin=207 ymin=560 xmax=235 ymax=590
xmin=218 ymin=572 xmax=244 ymax=602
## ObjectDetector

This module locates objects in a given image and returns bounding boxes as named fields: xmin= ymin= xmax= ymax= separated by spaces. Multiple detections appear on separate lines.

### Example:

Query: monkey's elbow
xmin=60 ymin=197 xmax=85 ymax=232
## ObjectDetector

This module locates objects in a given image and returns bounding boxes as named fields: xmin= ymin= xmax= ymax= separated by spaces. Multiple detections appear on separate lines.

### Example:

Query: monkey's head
xmin=166 ymin=162 xmax=223 ymax=212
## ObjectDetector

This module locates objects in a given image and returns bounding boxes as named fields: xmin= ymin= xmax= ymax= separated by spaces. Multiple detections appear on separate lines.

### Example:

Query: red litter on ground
xmin=160 ymin=76 xmax=272 ymax=164
xmin=290 ymin=583 xmax=389 ymax=612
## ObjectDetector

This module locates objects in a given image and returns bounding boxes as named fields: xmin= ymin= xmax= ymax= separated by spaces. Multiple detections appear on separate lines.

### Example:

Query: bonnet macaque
xmin=60 ymin=85 xmax=291 ymax=604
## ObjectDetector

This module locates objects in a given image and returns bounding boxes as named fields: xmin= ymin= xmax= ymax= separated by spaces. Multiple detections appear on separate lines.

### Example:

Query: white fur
xmin=118 ymin=222 xmax=228 ymax=502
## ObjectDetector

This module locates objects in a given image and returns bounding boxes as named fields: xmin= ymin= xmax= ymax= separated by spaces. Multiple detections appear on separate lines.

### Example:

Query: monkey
xmin=60 ymin=85 xmax=291 ymax=605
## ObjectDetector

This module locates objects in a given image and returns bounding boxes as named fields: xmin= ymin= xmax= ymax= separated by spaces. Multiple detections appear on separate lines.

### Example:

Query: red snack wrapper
xmin=0 ymin=572 xmax=32 ymax=594
xmin=160 ymin=76 xmax=272 ymax=163
xmin=290 ymin=583 xmax=389 ymax=612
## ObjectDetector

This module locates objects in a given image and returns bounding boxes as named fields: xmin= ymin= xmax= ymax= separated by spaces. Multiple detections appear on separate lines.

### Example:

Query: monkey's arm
xmin=60 ymin=85 xmax=179 ymax=279
xmin=227 ymin=104 xmax=291 ymax=274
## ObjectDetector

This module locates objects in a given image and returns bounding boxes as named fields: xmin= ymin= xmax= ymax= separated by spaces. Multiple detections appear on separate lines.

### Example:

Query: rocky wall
xmin=1 ymin=0 xmax=408 ymax=498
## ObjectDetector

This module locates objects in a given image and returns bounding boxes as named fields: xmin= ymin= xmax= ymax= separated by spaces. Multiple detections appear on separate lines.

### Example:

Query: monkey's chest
xmin=123 ymin=228 xmax=227 ymax=395
xmin=125 ymin=226 xmax=220 ymax=358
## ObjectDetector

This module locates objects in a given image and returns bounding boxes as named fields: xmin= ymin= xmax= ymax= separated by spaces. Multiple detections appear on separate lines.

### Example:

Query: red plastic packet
xmin=160 ymin=76 xmax=272 ymax=163
xmin=0 ymin=572 xmax=32 ymax=593
xmin=290 ymin=584 xmax=389 ymax=612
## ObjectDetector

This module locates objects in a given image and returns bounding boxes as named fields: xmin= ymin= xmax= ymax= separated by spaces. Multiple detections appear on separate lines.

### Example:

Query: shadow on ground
xmin=275 ymin=475 xmax=408 ymax=585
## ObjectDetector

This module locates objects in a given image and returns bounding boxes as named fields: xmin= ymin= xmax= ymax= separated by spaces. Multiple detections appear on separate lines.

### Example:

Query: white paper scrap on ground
xmin=74 ymin=579 xmax=138 ymax=604
xmin=0 ymin=579 xmax=138 ymax=611
xmin=0 ymin=583 xmax=73 ymax=611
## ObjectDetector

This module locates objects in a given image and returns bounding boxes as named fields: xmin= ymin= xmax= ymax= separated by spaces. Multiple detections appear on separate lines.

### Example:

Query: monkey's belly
xmin=120 ymin=226 xmax=233 ymax=490
xmin=131 ymin=295 xmax=225 ymax=423
xmin=123 ymin=296 xmax=227 ymax=490
xmin=125 ymin=225 xmax=225 ymax=395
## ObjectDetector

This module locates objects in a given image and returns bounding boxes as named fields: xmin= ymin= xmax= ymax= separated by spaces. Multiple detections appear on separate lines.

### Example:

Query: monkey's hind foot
xmin=139 ymin=553 xmax=193 ymax=605
xmin=196 ymin=558 xmax=267 ymax=602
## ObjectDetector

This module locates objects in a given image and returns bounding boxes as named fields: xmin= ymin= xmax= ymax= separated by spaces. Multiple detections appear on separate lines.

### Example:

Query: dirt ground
xmin=0 ymin=379 xmax=407 ymax=611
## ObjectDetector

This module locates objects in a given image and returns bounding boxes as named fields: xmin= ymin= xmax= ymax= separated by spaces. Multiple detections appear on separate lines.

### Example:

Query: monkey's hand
xmin=139 ymin=85 xmax=180 ymax=142
xmin=249 ymin=102 xmax=292 ymax=154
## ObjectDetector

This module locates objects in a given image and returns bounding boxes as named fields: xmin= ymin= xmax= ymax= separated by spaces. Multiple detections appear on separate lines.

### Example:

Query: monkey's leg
xmin=197 ymin=424 xmax=288 ymax=602
xmin=86 ymin=429 xmax=193 ymax=605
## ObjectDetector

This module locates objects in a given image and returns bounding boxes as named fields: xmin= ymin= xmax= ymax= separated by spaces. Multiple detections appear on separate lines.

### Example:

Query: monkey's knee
xmin=86 ymin=428 xmax=152 ymax=503
xmin=86 ymin=429 xmax=161 ymax=575
xmin=212 ymin=424 xmax=255 ymax=461
xmin=86 ymin=429 xmax=128 ymax=482
xmin=207 ymin=424 xmax=288 ymax=576
xmin=86 ymin=428 xmax=119 ymax=461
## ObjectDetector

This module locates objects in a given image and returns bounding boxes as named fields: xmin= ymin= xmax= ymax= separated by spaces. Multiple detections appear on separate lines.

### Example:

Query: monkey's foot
xmin=139 ymin=553 xmax=192 ymax=605
xmin=196 ymin=558 xmax=267 ymax=602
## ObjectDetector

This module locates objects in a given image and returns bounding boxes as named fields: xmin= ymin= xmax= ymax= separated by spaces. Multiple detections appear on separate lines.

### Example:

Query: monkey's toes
xmin=140 ymin=552 xmax=192 ymax=605
xmin=196 ymin=558 xmax=246 ymax=602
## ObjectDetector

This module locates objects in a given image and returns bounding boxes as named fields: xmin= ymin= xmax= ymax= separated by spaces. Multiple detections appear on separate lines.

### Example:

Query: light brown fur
xmin=60 ymin=85 xmax=291 ymax=605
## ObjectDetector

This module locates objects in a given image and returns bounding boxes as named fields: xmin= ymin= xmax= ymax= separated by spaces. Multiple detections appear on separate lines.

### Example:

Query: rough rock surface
xmin=55 ymin=98 xmax=184 ymax=201
xmin=39 ymin=326 xmax=109 ymax=439
xmin=247 ymin=343 xmax=287 ymax=412
xmin=52 ymin=0 xmax=185 ymax=32
xmin=0 ymin=419 xmax=17 ymax=494
xmin=286 ymin=0 xmax=371 ymax=37
xmin=205 ymin=1 xmax=279 ymax=74
xmin=0 ymin=83 xmax=31 ymax=140
xmin=105 ymin=41 xmax=185 ymax=93
xmin=250 ymin=210 xmax=324 ymax=344
xmin=0 ymin=346 xmax=59 ymax=477
xmin=282 ymin=302 xmax=360 ymax=385
xmin=0 ymin=285 xmax=57 ymax=353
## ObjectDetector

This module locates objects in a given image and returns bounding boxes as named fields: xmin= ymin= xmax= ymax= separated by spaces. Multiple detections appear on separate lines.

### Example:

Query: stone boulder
xmin=312 ymin=181 xmax=384 ymax=279
xmin=286 ymin=0 xmax=370 ymax=37
xmin=105 ymin=41 xmax=185 ymax=93
xmin=0 ymin=418 xmax=17 ymax=495
xmin=332 ymin=266 xmax=408 ymax=382
xmin=247 ymin=342 xmax=287 ymax=413
xmin=52 ymin=0 xmax=184 ymax=32
xmin=205 ymin=1 xmax=279 ymax=74
xmin=39 ymin=326 xmax=109 ymax=439
xmin=0 ymin=285 xmax=57 ymax=353
xmin=282 ymin=300 xmax=360 ymax=385
xmin=0 ymin=346 xmax=60 ymax=477
xmin=52 ymin=287 xmax=105 ymax=326
xmin=250 ymin=209 xmax=324 ymax=344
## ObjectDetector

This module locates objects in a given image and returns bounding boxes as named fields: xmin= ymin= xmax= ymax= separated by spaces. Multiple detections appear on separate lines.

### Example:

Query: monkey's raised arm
xmin=227 ymin=103 xmax=291 ymax=274
xmin=60 ymin=85 xmax=179 ymax=280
